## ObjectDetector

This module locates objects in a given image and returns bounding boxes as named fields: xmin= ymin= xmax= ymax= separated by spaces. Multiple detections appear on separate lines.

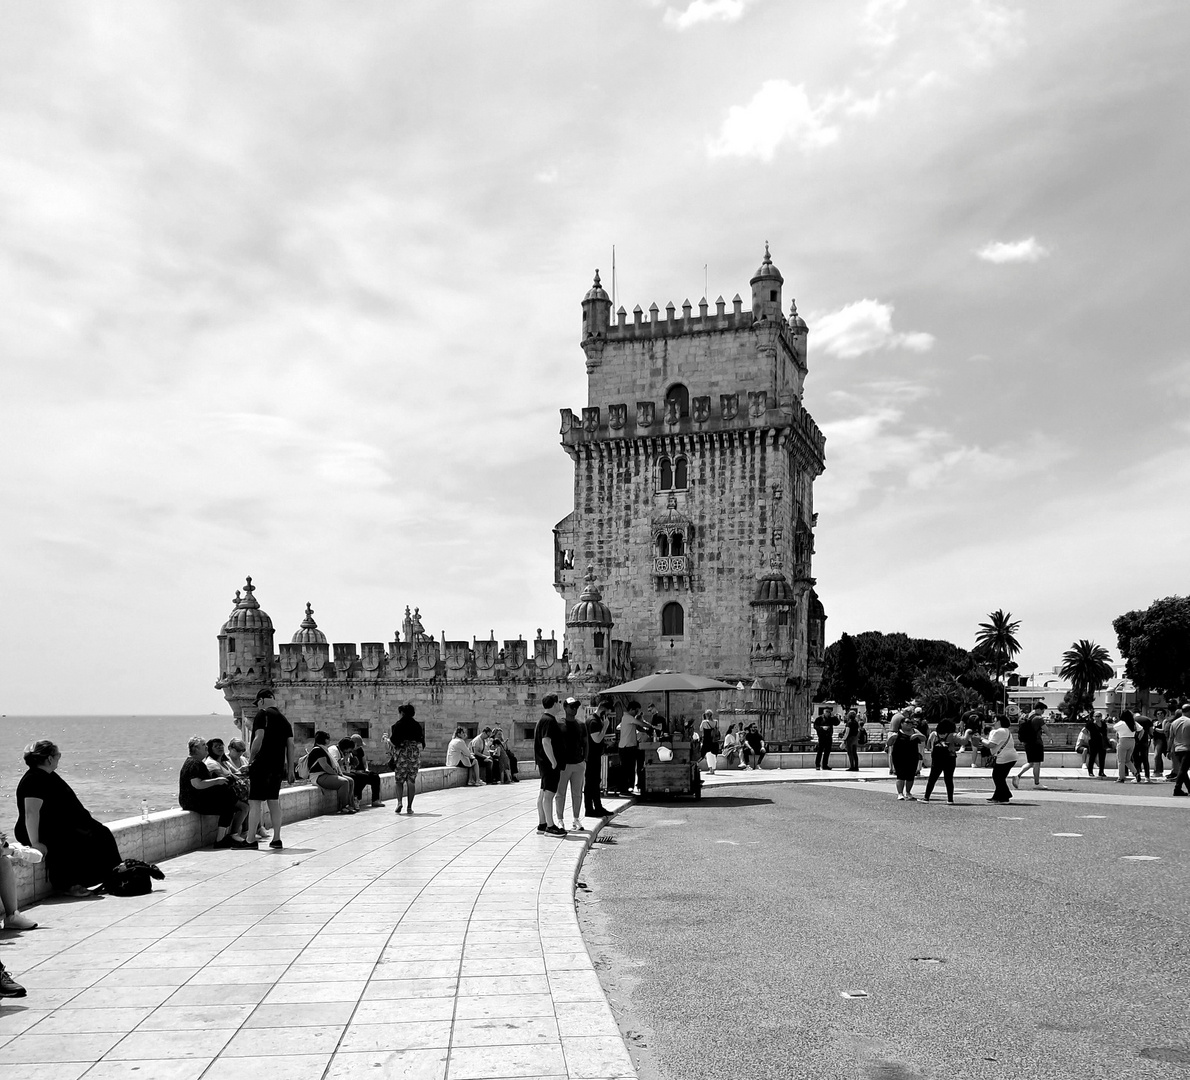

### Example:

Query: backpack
xmin=100 ymin=859 xmax=165 ymax=897
xmin=295 ymin=747 xmax=312 ymax=780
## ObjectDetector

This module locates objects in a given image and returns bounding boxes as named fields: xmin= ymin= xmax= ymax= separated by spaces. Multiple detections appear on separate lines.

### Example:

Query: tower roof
xmin=221 ymin=576 xmax=274 ymax=633
xmin=583 ymin=270 xmax=610 ymax=303
xmin=788 ymin=297 xmax=807 ymax=333
xmin=292 ymin=602 xmax=327 ymax=645
xmin=568 ymin=566 xmax=614 ymax=627
xmin=753 ymin=570 xmax=794 ymax=603
xmin=749 ymin=242 xmax=784 ymax=286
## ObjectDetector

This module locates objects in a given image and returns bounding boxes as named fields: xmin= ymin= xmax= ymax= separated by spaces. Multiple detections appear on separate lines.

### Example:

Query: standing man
xmin=1012 ymin=703 xmax=1048 ymax=790
xmin=699 ymin=710 xmax=720 ymax=774
xmin=555 ymin=697 xmax=588 ymax=833
xmin=535 ymin=695 xmax=566 ymax=835
xmin=842 ymin=709 xmax=861 ymax=772
xmin=1169 ymin=704 xmax=1190 ymax=797
xmin=584 ymin=699 xmax=612 ymax=819
xmin=616 ymin=700 xmax=649 ymax=795
xmin=813 ymin=711 xmax=835 ymax=771
xmin=245 ymin=688 xmax=294 ymax=851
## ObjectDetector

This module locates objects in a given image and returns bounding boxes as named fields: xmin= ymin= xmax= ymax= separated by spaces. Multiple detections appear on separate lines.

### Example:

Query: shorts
xmin=1025 ymin=744 xmax=1045 ymax=764
xmin=537 ymin=760 xmax=560 ymax=793
xmin=248 ymin=767 xmax=283 ymax=802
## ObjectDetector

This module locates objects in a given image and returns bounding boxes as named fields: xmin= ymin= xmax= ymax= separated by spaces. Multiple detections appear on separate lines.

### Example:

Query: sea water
xmin=0 ymin=715 xmax=244 ymax=825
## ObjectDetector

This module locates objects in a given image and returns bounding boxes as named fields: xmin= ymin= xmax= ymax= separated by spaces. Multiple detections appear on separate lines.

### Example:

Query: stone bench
xmin=13 ymin=763 xmax=538 ymax=909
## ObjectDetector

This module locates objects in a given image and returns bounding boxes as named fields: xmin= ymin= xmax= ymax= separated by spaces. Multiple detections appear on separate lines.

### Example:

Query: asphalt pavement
xmin=577 ymin=771 xmax=1190 ymax=1080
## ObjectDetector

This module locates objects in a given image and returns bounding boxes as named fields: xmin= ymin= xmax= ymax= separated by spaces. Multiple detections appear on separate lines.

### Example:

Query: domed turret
xmin=581 ymin=269 xmax=612 ymax=345
xmin=292 ymin=602 xmax=327 ymax=645
xmin=788 ymin=297 xmax=807 ymax=335
xmin=221 ymin=576 xmax=273 ymax=633
xmin=568 ymin=565 xmax=613 ymax=626
xmin=750 ymin=242 xmax=784 ymax=321
xmin=753 ymin=570 xmax=793 ymax=603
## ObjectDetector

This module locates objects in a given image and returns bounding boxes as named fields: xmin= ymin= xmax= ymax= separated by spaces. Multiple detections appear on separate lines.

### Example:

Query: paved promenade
xmin=0 ymin=782 xmax=636 ymax=1080
xmin=1 ymin=763 xmax=1180 ymax=1080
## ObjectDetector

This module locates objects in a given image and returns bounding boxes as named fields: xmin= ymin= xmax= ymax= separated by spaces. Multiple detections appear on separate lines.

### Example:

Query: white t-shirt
xmin=618 ymin=713 xmax=644 ymax=749
xmin=1113 ymin=719 xmax=1135 ymax=740
xmin=987 ymin=727 xmax=1018 ymax=764
xmin=446 ymin=737 xmax=474 ymax=768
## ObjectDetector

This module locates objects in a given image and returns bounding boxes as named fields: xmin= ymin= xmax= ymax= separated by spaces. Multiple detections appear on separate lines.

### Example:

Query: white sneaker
xmin=571 ymin=820 xmax=582 ymax=832
xmin=6 ymin=844 xmax=43 ymax=866
xmin=3 ymin=911 xmax=38 ymax=931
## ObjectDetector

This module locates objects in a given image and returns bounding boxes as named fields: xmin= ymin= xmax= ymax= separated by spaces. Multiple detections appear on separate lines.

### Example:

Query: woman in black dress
xmin=890 ymin=717 xmax=924 ymax=801
xmin=15 ymin=740 xmax=122 ymax=896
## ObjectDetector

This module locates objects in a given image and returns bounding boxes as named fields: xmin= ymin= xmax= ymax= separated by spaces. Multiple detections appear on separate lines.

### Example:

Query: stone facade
xmin=553 ymin=248 xmax=827 ymax=740
xmin=216 ymin=249 xmax=826 ymax=750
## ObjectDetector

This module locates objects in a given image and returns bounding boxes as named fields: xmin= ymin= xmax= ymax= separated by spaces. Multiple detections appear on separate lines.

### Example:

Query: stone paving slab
xmin=0 ymin=781 xmax=637 ymax=1080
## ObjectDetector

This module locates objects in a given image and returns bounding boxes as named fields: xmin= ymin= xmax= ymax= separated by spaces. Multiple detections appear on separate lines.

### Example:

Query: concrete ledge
xmin=13 ymin=763 xmax=538 ymax=908
xmin=714 ymin=750 xmax=1131 ymax=772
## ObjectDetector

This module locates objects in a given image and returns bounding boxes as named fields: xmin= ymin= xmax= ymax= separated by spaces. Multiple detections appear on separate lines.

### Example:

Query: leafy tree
xmin=834 ymin=632 xmax=860 ymax=707
xmin=1113 ymin=596 xmax=1190 ymax=701
xmin=913 ymin=672 xmax=986 ymax=721
xmin=972 ymin=609 xmax=1022 ymax=706
xmin=1058 ymin=639 xmax=1114 ymax=718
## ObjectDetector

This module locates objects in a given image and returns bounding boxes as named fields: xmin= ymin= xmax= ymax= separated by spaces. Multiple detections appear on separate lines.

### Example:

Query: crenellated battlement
xmin=559 ymin=389 xmax=825 ymax=463
xmin=588 ymin=293 xmax=807 ymax=352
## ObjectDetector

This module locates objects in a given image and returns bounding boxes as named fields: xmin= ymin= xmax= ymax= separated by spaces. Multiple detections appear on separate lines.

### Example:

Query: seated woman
xmin=338 ymin=737 xmax=383 ymax=808
xmin=226 ymin=739 xmax=270 ymax=840
xmin=309 ymin=731 xmax=356 ymax=813
xmin=722 ymin=724 xmax=741 ymax=768
xmin=16 ymin=739 xmax=123 ymax=895
xmin=489 ymin=730 xmax=512 ymax=784
xmin=180 ymin=736 xmax=249 ymax=848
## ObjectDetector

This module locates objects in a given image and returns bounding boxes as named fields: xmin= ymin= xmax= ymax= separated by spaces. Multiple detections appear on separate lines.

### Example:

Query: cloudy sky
xmin=2 ymin=0 xmax=1186 ymax=713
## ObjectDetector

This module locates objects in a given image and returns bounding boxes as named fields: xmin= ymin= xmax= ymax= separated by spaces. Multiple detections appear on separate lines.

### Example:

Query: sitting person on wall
xmin=470 ymin=727 xmax=495 ymax=783
xmin=226 ymin=738 xmax=269 ymax=841
xmin=308 ymin=730 xmax=356 ymax=813
xmin=16 ymin=740 xmax=124 ymax=895
xmin=337 ymin=737 xmax=382 ymax=808
xmin=0 ymin=831 xmax=39 ymax=930
xmin=179 ymin=735 xmax=249 ymax=848
xmin=740 ymin=724 xmax=767 ymax=770
xmin=489 ymin=729 xmax=512 ymax=784
xmin=446 ymin=726 xmax=484 ymax=786
xmin=389 ymin=703 xmax=425 ymax=814
xmin=721 ymin=724 xmax=741 ymax=769
xmin=206 ymin=738 xmax=252 ymax=805
xmin=347 ymin=734 xmax=384 ymax=806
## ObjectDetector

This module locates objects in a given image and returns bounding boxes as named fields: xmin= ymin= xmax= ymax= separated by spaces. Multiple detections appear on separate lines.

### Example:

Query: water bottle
xmin=141 ymin=799 xmax=149 ymax=822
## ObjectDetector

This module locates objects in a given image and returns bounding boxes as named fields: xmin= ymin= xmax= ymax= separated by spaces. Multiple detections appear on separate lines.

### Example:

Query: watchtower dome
xmin=750 ymin=242 xmax=784 ymax=322
xmin=566 ymin=566 xmax=614 ymax=678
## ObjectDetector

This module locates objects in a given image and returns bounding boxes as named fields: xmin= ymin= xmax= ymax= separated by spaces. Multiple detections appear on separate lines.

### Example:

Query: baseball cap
xmin=564 ymin=696 xmax=580 ymax=706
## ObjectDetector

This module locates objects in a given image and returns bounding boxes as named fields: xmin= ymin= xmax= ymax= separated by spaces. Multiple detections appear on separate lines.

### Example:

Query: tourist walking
xmin=699 ymin=709 xmax=720 ymax=774
xmin=1113 ymin=711 xmax=1141 ymax=783
xmin=842 ymin=709 xmax=861 ymax=771
xmin=388 ymin=703 xmax=425 ymax=813
xmin=15 ymin=740 xmax=123 ymax=895
xmin=983 ymin=716 xmax=1018 ymax=803
xmin=1012 ymin=703 xmax=1048 ymax=790
xmin=1133 ymin=714 xmax=1152 ymax=782
xmin=813 ymin=712 xmax=835 ymax=770
xmin=555 ymin=697 xmax=588 ymax=832
xmin=1088 ymin=713 xmax=1109 ymax=777
xmin=923 ymin=718 xmax=961 ymax=803
xmin=1169 ymin=704 xmax=1190 ymax=797
xmin=178 ymin=735 xmax=249 ymax=847
xmin=245 ymin=687 xmax=294 ymax=850
xmin=962 ymin=710 xmax=985 ymax=771
xmin=889 ymin=718 xmax=924 ymax=800
xmin=584 ymin=699 xmax=612 ymax=818
xmin=535 ymin=694 xmax=565 ymax=835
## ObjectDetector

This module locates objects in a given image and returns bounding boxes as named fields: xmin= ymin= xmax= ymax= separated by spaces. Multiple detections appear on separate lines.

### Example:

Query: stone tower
xmin=215 ymin=576 xmax=275 ymax=721
xmin=554 ymin=248 xmax=827 ymax=739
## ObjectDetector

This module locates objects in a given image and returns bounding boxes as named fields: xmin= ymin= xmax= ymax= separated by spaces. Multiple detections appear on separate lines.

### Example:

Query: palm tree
xmin=973 ymin=610 xmax=1022 ymax=706
xmin=1059 ymin=639 xmax=1114 ymax=718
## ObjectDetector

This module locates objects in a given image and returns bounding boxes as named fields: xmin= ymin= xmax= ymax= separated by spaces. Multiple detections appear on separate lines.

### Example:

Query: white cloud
xmin=861 ymin=0 xmax=909 ymax=51
xmin=534 ymin=166 xmax=559 ymax=184
xmin=707 ymin=80 xmax=839 ymax=161
xmin=812 ymin=299 xmax=935 ymax=359
xmin=663 ymin=0 xmax=747 ymax=31
xmin=976 ymin=237 xmax=1050 ymax=264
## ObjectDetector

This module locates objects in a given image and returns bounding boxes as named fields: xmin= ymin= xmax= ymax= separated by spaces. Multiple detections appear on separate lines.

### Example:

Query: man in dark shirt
xmin=842 ymin=709 xmax=861 ymax=771
xmin=534 ymin=694 xmax=565 ymax=836
xmin=742 ymin=724 xmax=766 ymax=770
xmin=813 ymin=712 xmax=835 ymax=770
xmin=245 ymin=688 xmax=295 ymax=850
xmin=584 ymin=699 xmax=612 ymax=818
xmin=554 ymin=697 xmax=589 ymax=832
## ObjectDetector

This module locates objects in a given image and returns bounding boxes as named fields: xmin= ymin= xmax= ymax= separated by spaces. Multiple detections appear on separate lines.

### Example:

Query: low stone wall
xmin=731 ymin=750 xmax=1122 ymax=771
xmin=13 ymin=763 xmax=538 ymax=909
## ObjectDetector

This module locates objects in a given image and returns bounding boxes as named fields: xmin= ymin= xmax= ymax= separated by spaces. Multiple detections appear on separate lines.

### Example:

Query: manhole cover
xmin=1140 ymin=1047 xmax=1190 ymax=1065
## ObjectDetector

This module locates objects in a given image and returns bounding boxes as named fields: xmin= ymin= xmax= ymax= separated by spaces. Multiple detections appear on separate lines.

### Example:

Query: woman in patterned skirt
xmin=388 ymin=703 xmax=425 ymax=814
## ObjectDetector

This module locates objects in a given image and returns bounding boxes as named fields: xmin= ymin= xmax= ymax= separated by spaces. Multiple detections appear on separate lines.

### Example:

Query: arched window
xmin=661 ymin=602 xmax=684 ymax=637
xmin=593 ymin=631 xmax=605 ymax=649
xmin=666 ymin=383 xmax=690 ymax=419
xmin=674 ymin=456 xmax=687 ymax=489
xmin=670 ymin=532 xmax=684 ymax=556
xmin=659 ymin=457 xmax=673 ymax=490
xmin=656 ymin=534 xmax=670 ymax=557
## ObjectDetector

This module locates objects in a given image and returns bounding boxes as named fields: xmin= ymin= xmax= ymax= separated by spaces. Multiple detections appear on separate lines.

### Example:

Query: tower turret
xmin=749 ymin=568 xmax=796 ymax=679
xmin=580 ymin=270 xmax=612 ymax=373
xmin=215 ymin=576 xmax=276 ymax=726
xmin=750 ymin=242 xmax=784 ymax=322
xmin=565 ymin=565 xmax=614 ymax=679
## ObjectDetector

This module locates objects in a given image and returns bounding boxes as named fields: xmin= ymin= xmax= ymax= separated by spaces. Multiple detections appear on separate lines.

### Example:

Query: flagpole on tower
xmin=612 ymin=245 xmax=617 ymax=312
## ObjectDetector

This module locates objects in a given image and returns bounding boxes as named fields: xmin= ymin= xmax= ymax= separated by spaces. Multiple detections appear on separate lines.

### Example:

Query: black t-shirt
xmin=556 ymin=716 xmax=588 ymax=766
xmin=586 ymin=715 xmax=609 ymax=757
xmin=744 ymin=729 xmax=764 ymax=751
xmin=534 ymin=712 xmax=563 ymax=766
xmin=251 ymin=707 xmax=293 ymax=774
xmin=15 ymin=767 xmax=93 ymax=845
xmin=844 ymin=718 xmax=860 ymax=742
xmin=178 ymin=757 xmax=214 ymax=810
xmin=390 ymin=716 xmax=425 ymax=747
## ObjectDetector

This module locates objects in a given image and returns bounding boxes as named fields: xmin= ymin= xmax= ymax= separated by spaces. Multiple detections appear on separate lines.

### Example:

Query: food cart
xmin=639 ymin=739 xmax=702 ymax=800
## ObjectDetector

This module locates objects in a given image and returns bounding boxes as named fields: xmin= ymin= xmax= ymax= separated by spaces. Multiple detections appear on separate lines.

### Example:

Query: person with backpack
xmin=922 ymin=717 xmax=961 ymax=803
xmin=244 ymin=688 xmax=295 ymax=850
xmin=1011 ymin=703 xmax=1048 ymax=790
xmin=842 ymin=709 xmax=861 ymax=772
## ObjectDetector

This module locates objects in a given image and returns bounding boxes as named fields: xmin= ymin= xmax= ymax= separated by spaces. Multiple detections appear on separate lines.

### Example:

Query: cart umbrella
xmin=601 ymin=670 xmax=738 ymax=727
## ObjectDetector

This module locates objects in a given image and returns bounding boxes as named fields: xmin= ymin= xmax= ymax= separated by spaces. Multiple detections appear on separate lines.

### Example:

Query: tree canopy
xmin=972 ymin=609 xmax=1022 ymax=705
xmin=817 ymin=631 xmax=1000 ymax=719
xmin=1113 ymin=595 xmax=1190 ymax=700
xmin=1058 ymin=639 xmax=1114 ymax=718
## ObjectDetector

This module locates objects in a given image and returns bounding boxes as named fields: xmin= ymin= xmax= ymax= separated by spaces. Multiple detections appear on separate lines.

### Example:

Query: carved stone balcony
xmin=653 ymin=555 xmax=688 ymax=575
